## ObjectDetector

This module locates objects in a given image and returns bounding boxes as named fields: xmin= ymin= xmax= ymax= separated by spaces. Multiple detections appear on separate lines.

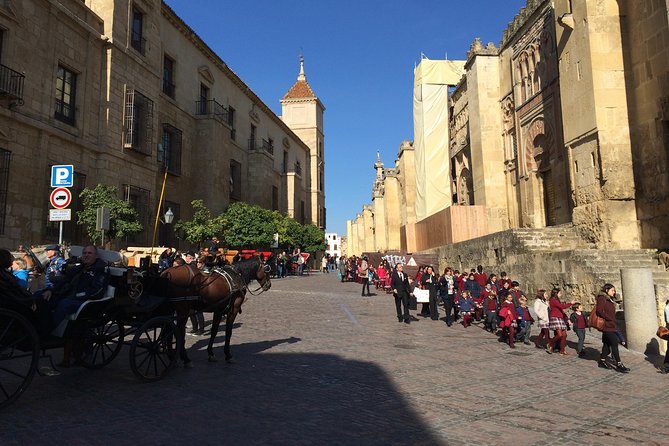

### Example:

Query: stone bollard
xmin=621 ymin=268 xmax=659 ymax=355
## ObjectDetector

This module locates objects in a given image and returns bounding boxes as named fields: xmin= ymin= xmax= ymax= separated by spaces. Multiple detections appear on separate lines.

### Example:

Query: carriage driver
xmin=38 ymin=244 xmax=65 ymax=300
xmin=40 ymin=245 xmax=108 ymax=330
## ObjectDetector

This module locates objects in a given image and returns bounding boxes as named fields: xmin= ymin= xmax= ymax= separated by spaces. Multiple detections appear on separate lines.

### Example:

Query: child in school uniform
xmin=515 ymin=296 xmax=534 ymax=345
xmin=569 ymin=303 xmax=589 ymax=357
xmin=458 ymin=290 xmax=475 ymax=328
xmin=499 ymin=293 xmax=520 ymax=348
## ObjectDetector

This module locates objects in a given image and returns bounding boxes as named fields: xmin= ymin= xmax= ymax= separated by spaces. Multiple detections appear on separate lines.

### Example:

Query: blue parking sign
xmin=50 ymin=165 xmax=74 ymax=188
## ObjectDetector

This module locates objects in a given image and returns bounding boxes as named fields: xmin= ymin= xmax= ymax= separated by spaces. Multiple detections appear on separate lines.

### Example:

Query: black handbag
xmin=409 ymin=295 xmax=417 ymax=310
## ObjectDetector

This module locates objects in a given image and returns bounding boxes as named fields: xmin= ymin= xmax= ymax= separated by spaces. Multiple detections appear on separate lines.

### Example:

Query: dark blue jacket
xmin=45 ymin=254 xmax=65 ymax=289
xmin=464 ymin=279 xmax=481 ymax=298
xmin=55 ymin=258 xmax=108 ymax=301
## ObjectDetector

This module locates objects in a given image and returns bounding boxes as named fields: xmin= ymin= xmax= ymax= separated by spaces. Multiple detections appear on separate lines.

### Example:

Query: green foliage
xmin=300 ymin=223 xmax=326 ymax=253
xmin=77 ymin=184 xmax=142 ymax=245
xmin=221 ymin=203 xmax=325 ymax=252
xmin=273 ymin=212 xmax=301 ymax=249
xmin=222 ymin=202 xmax=275 ymax=249
xmin=173 ymin=199 xmax=225 ymax=248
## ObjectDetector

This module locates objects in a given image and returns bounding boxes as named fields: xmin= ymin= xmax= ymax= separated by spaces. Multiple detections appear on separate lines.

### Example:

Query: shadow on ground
xmin=0 ymin=338 xmax=443 ymax=446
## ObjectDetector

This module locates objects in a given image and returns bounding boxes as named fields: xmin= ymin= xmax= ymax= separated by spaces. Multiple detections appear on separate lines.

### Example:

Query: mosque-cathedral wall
xmin=348 ymin=0 xmax=669 ymax=258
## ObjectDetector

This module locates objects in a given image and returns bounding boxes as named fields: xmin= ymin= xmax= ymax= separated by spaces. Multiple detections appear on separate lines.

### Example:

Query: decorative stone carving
xmin=467 ymin=38 xmax=498 ymax=62
xmin=198 ymin=66 xmax=214 ymax=84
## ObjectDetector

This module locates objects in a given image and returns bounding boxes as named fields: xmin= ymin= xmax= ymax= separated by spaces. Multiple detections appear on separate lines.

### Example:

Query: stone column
xmin=621 ymin=268 xmax=658 ymax=354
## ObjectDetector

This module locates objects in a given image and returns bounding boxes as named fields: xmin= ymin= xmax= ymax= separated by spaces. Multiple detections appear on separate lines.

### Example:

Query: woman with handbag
xmin=596 ymin=283 xmax=630 ymax=373
xmin=662 ymin=300 xmax=669 ymax=373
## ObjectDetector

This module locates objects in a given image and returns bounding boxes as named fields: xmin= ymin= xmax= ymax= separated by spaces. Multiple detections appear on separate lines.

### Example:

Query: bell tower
xmin=281 ymin=55 xmax=326 ymax=229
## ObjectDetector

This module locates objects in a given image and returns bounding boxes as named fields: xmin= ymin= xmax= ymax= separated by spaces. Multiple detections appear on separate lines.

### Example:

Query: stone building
xmin=0 ymin=0 xmax=323 ymax=250
xmin=348 ymin=0 xmax=669 ymax=314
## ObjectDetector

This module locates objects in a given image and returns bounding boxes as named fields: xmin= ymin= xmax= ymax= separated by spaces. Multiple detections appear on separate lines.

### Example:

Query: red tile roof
xmin=283 ymin=80 xmax=316 ymax=100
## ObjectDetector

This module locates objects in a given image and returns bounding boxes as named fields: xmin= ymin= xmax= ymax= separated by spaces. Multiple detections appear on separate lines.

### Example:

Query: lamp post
xmin=164 ymin=207 xmax=174 ymax=224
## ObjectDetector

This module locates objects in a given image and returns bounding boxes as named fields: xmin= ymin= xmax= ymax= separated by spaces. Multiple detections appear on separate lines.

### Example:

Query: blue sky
xmin=166 ymin=0 xmax=527 ymax=235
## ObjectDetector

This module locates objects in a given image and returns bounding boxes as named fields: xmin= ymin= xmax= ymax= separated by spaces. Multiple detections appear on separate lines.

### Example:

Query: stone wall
xmin=425 ymin=225 xmax=667 ymax=311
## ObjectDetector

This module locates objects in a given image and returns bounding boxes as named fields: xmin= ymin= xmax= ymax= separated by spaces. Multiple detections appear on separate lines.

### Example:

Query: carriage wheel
xmin=129 ymin=316 xmax=176 ymax=382
xmin=0 ymin=309 xmax=39 ymax=409
xmin=79 ymin=319 xmax=124 ymax=370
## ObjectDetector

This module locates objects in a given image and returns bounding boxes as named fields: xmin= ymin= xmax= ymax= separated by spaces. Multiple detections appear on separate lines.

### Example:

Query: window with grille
xmin=46 ymin=171 xmax=86 ymax=243
xmin=55 ymin=65 xmax=77 ymax=125
xmin=0 ymin=148 xmax=10 ymax=234
xmin=163 ymin=55 xmax=175 ymax=98
xmin=131 ymin=8 xmax=145 ymax=55
xmin=300 ymin=200 xmax=305 ymax=224
xmin=249 ymin=124 xmax=256 ymax=150
xmin=124 ymin=184 xmax=150 ymax=245
xmin=124 ymin=88 xmax=153 ymax=155
xmin=230 ymin=159 xmax=241 ymax=201
xmin=159 ymin=123 xmax=182 ymax=175
xmin=228 ymin=106 xmax=236 ymax=140
xmin=282 ymin=151 xmax=288 ymax=173
xmin=272 ymin=186 xmax=278 ymax=211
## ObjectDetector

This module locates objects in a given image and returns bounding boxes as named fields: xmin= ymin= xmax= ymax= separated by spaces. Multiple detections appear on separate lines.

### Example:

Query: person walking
xmin=596 ymin=284 xmax=630 ymax=372
xmin=359 ymin=256 xmax=370 ymax=296
xmin=546 ymin=288 xmax=575 ymax=355
xmin=391 ymin=264 xmax=412 ymax=324
xmin=533 ymin=289 xmax=550 ymax=349
xmin=421 ymin=265 xmax=439 ymax=320
xmin=438 ymin=267 xmax=456 ymax=326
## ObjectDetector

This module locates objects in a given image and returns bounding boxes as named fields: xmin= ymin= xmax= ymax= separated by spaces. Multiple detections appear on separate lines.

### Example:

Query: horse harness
xmin=211 ymin=265 xmax=246 ymax=295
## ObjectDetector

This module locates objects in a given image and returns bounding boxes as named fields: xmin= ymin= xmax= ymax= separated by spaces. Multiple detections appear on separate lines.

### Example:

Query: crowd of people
xmin=338 ymin=259 xmax=633 ymax=374
xmin=0 ymin=244 xmax=654 ymax=374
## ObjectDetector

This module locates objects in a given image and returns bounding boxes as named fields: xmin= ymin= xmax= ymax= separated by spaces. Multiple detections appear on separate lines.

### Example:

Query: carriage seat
xmin=50 ymin=295 xmax=115 ymax=337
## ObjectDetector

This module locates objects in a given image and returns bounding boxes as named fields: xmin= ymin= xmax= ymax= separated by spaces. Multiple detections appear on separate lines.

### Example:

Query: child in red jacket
xmin=499 ymin=293 xmax=520 ymax=348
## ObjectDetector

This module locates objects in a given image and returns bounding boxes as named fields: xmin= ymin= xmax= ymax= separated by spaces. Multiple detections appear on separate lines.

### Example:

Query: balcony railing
xmin=195 ymin=99 xmax=229 ymax=122
xmin=0 ymin=63 xmax=24 ymax=103
xmin=248 ymin=138 xmax=274 ymax=156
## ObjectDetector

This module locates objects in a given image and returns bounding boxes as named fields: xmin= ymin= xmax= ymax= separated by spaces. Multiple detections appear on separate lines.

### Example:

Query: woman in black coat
xmin=421 ymin=265 xmax=439 ymax=320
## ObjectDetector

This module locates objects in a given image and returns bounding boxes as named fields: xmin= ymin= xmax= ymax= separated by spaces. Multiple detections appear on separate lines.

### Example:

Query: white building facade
xmin=325 ymin=233 xmax=341 ymax=259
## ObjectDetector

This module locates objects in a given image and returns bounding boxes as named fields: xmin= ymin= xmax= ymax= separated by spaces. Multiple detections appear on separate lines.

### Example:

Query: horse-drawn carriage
xmin=0 ymin=245 xmax=271 ymax=409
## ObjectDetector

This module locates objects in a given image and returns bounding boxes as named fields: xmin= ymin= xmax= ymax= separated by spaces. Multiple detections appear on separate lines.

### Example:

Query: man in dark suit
xmin=391 ymin=264 xmax=412 ymax=324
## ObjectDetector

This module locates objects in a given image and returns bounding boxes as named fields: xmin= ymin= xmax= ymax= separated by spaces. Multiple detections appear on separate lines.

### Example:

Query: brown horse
xmin=160 ymin=255 xmax=271 ymax=365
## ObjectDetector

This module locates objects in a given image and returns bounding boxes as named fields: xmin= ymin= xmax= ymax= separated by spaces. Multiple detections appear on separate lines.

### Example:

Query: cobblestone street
xmin=2 ymin=272 xmax=668 ymax=445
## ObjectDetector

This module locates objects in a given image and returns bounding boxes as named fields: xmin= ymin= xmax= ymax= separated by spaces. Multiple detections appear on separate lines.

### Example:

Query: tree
xmin=273 ymin=212 xmax=301 ymax=249
xmin=223 ymin=202 xmax=275 ymax=249
xmin=299 ymin=223 xmax=326 ymax=253
xmin=77 ymin=184 xmax=142 ymax=246
xmin=173 ymin=199 xmax=225 ymax=248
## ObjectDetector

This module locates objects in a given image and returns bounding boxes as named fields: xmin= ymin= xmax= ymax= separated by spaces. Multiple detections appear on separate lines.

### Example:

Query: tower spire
xmin=298 ymin=52 xmax=306 ymax=82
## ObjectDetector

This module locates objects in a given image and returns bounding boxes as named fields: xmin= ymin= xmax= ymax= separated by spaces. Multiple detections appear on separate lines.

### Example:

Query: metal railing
xmin=248 ymin=138 xmax=274 ymax=156
xmin=0 ymin=63 xmax=24 ymax=102
xmin=294 ymin=162 xmax=302 ymax=176
xmin=195 ymin=99 xmax=229 ymax=122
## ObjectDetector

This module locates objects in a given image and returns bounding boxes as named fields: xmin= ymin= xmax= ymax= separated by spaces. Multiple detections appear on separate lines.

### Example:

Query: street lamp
xmin=164 ymin=207 xmax=174 ymax=224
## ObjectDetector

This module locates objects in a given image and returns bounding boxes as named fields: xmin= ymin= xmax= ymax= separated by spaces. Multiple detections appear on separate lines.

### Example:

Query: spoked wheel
xmin=79 ymin=318 xmax=124 ymax=370
xmin=129 ymin=316 xmax=176 ymax=382
xmin=0 ymin=309 xmax=39 ymax=409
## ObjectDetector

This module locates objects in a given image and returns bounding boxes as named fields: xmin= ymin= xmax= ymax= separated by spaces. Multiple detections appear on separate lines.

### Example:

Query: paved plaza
xmin=2 ymin=272 xmax=669 ymax=445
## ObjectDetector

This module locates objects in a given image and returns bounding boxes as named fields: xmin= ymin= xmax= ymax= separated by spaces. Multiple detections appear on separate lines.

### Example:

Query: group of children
xmin=402 ymin=265 xmax=626 ymax=356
